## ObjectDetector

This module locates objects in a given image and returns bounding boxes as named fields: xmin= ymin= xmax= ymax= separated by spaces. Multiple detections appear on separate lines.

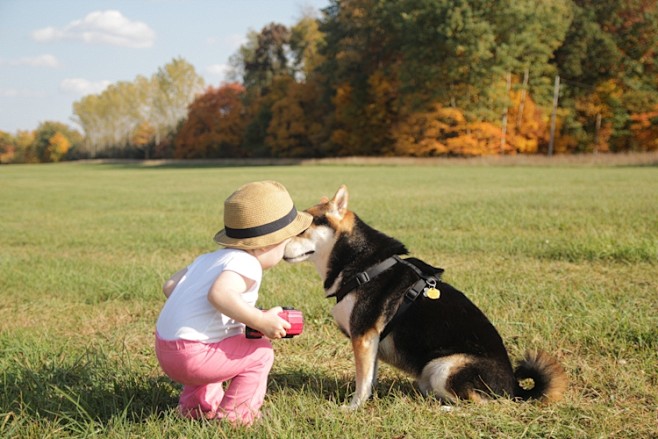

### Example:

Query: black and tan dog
xmin=284 ymin=185 xmax=567 ymax=409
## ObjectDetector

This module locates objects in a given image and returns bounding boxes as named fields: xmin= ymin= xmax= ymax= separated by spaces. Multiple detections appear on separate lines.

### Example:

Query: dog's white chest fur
xmin=331 ymin=293 xmax=355 ymax=336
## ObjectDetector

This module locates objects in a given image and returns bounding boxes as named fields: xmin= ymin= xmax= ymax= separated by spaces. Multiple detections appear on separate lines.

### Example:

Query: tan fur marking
xmin=306 ymin=203 xmax=329 ymax=217
xmin=349 ymin=328 xmax=380 ymax=408
xmin=335 ymin=210 xmax=355 ymax=233
xmin=466 ymin=390 xmax=488 ymax=403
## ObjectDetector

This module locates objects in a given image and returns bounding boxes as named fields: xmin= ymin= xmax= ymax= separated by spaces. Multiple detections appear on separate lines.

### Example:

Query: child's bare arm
xmin=163 ymin=268 xmax=187 ymax=298
xmin=207 ymin=270 xmax=290 ymax=339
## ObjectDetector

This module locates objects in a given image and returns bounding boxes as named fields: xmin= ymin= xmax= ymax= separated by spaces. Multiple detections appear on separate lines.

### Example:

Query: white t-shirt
xmin=156 ymin=248 xmax=262 ymax=343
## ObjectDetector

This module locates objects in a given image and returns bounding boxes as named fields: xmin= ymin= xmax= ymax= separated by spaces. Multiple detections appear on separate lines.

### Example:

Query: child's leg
xmin=155 ymin=333 xmax=273 ymax=425
xmin=178 ymin=382 xmax=224 ymax=419
xmin=216 ymin=336 xmax=274 ymax=425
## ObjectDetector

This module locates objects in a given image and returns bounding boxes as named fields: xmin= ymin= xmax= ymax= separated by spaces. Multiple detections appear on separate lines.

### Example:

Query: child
xmin=155 ymin=180 xmax=312 ymax=426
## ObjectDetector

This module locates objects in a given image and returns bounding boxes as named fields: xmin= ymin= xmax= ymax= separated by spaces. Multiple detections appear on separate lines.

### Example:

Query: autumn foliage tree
xmin=32 ymin=122 xmax=82 ymax=162
xmin=266 ymin=76 xmax=327 ymax=157
xmin=629 ymin=105 xmax=658 ymax=152
xmin=21 ymin=0 xmax=651 ymax=163
xmin=175 ymin=83 xmax=246 ymax=158
xmin=392 ymin=105 xmax=509 ymax=156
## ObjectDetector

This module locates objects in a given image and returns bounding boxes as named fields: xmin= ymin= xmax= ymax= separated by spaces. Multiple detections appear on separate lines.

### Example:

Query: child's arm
xmin=163 ymin=268 xmax=187 ymax=298
xmin=207 ymin=270 xmax=291 ymax=339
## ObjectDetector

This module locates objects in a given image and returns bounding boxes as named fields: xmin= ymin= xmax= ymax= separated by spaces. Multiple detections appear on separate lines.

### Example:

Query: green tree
xmin=553 ymin=0 xmax=658 ymax=151
xmin=290 ymin=11 xmax=326 ymax=80
xmin=242 ymin=23 xmax=293 ymax=96
xmin=319 ymin=0 xmax=401 ymax=155
xmin=150 ymin=58 xmax=206 ymax=147
xmin=73 ymin=58 xmax=204 ymax=158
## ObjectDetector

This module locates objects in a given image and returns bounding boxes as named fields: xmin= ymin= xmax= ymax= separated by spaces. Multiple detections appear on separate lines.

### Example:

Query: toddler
xmin=155 ymin=180 xmax=312 ymax=426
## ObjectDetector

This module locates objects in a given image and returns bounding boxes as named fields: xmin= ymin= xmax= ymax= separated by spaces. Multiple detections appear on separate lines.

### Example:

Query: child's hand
xmin=258 ymin=306 xmax=292 ymax=339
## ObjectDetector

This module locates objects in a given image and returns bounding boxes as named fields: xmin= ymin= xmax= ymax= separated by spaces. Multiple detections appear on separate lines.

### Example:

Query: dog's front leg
xmin=347 ymin=329 xmax=380 ymax=409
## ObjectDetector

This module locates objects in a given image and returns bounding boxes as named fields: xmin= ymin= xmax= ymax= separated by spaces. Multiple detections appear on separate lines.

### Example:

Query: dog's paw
xmin=340 ymin=399 xmax=363 ymax=411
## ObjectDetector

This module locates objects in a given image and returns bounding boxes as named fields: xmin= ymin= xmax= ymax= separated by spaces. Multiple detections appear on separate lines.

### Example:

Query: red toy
xmin=245 ymin=307 xmax=304 ymax=339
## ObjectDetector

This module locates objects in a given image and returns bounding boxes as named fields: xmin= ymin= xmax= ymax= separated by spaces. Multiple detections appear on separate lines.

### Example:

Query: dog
xmin=284 ymin=185 xmax=567 ymax=409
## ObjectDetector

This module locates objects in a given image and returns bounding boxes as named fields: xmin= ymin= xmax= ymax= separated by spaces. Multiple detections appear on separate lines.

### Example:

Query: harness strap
xmin=328 ymin=254 xmax=443 ymax=341
xmin=379 ymin=277 xmax=429 ymax=340
xmin=329 ymin=256 xmax=399 ymax=303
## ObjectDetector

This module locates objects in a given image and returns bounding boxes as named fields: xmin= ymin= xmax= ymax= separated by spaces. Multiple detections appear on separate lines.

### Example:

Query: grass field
xmin=1 ymin=160 xmax=656 ymax=438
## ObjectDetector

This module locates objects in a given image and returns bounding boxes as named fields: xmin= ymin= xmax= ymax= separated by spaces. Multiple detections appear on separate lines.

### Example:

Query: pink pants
xmin=155 ymin=332 xmax=274 ymax=426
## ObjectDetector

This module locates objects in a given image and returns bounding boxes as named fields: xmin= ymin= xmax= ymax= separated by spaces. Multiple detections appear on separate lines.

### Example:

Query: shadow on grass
xmin=2 ymin=352 xmax=421 ymax=431
xmin=1 ymin=353 xmax=179 ymax=427
xmin=268 ymin=368 xmax=421 ymax=404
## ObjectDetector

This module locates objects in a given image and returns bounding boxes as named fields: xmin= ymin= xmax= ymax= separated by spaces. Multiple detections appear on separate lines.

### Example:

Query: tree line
xmin=2 ymin=0 xmax=656 ymax=163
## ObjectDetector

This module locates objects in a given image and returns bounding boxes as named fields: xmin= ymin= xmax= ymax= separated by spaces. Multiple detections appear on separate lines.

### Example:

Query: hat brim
xmin=214 ymin=211 xmax=312 ymax=249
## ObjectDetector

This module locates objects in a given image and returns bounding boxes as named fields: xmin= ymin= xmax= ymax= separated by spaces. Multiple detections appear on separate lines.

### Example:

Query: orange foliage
xmin=446 ymin=121 xmax=505 ymax=156
xmin=47 ymin=132 xmax=71 ymax=162
xmin=629 ymin=105 xmax=658 ymax=151
xmin=330 ymin=82 xmax=362 ymax=154
xmin=331 ymin=71 xmax=399 ymax=156
xmin=0 ymin=131 xmax=15 ymax=164
xmin=505 ymin=89 xmax=549 ymax=154
xmin=573 ymin=80 xmax=623 ymax=152
xmin=174 ymin=83 xmax=246 ymax=158
xmin=393 ymin=83 xmax=552 ymax=157
xmin=392 ymin=104 xmax=504 ymax=156
xmin=132 ymin=122 xmax=155 ymax=147
xmin=391 ymin=105 xmax=456 ymax=156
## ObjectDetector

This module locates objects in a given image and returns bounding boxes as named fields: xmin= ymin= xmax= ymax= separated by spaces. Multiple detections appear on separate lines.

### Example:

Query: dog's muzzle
xmin=283 ymin=250 xmax=315 ymax=262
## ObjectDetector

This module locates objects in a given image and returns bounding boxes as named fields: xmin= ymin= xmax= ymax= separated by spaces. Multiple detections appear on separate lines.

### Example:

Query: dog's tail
xmin=513 ymin=350 xmax=568 ymax=403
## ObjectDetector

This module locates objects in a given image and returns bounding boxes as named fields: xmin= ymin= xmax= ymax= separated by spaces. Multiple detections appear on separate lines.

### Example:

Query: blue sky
xmin=0 ymin=0 xmax=329 ymax=133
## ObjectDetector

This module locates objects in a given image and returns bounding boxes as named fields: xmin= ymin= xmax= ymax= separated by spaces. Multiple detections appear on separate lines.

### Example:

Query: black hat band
xmin=224 ymin=206 xmax=298 ymax=239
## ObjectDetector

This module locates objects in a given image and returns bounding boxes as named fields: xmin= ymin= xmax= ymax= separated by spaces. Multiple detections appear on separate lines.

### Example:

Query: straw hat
xmin=214 ymin=181 xmax=312 ymax=249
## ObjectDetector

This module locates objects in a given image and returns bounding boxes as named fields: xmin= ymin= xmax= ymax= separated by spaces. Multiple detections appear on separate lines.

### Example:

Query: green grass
xmin=1 ymin=161 xmax=656 ymax=438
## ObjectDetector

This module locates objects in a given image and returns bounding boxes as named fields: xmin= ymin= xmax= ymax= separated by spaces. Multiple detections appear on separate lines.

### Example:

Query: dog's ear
xmin=320 ymin=196 xmax=329 ymax=203
xmin=328 ymin=185 xmax=349 ymax=219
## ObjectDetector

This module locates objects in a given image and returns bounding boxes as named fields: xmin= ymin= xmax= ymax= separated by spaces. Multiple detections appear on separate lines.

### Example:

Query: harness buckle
xmin=355 ymin=271 xmax=370 ymax=285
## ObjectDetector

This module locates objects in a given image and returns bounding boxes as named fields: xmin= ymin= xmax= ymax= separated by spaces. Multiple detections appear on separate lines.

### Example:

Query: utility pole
xmin=594 ymin=113 xmax=602 ymax=154
xmin=548 ymin=75 xmax=560 ymax=156
xmin=516 ymin=68 xmax=529 ymax=127
xmin=500 ymin=72 xmax=511 ymax=153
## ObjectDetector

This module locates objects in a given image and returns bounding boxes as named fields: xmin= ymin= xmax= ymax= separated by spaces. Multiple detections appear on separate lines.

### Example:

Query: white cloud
xmin=59 ymin=78 xmax=111 ymax=95
xmin=32 ymin=10 xmax=155 ymax=48
xmin=206 ymin=63 xmax=230 ymax=77
xmin=0 ymin=54 xmax=61 ymax=68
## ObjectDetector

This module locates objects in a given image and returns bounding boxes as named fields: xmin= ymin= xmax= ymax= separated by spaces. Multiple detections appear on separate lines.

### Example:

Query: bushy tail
xmin=513 ymin=350 xmax=568 ymax=403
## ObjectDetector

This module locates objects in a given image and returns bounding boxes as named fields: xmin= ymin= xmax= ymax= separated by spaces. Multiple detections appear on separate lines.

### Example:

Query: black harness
xmin=328 ymin=255 xmax=444 ymax=340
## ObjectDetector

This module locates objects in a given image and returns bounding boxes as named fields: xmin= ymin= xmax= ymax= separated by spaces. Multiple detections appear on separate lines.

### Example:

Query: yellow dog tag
xmin=424 ymin=287 xmax=441 ymax=300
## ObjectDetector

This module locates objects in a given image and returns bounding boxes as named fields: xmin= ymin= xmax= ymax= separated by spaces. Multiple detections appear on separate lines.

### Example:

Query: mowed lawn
xmin=1 ymin=161 xmax=656 ymax=438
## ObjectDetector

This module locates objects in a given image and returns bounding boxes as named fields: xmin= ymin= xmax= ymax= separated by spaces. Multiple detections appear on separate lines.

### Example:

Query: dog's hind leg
xmin=347 ymin=329 xmax=380 ymax=409
xmin=420 ymin=355 xmax=515 ymax=403
xmin=417 ymin=354 xmax=474 ymax=403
